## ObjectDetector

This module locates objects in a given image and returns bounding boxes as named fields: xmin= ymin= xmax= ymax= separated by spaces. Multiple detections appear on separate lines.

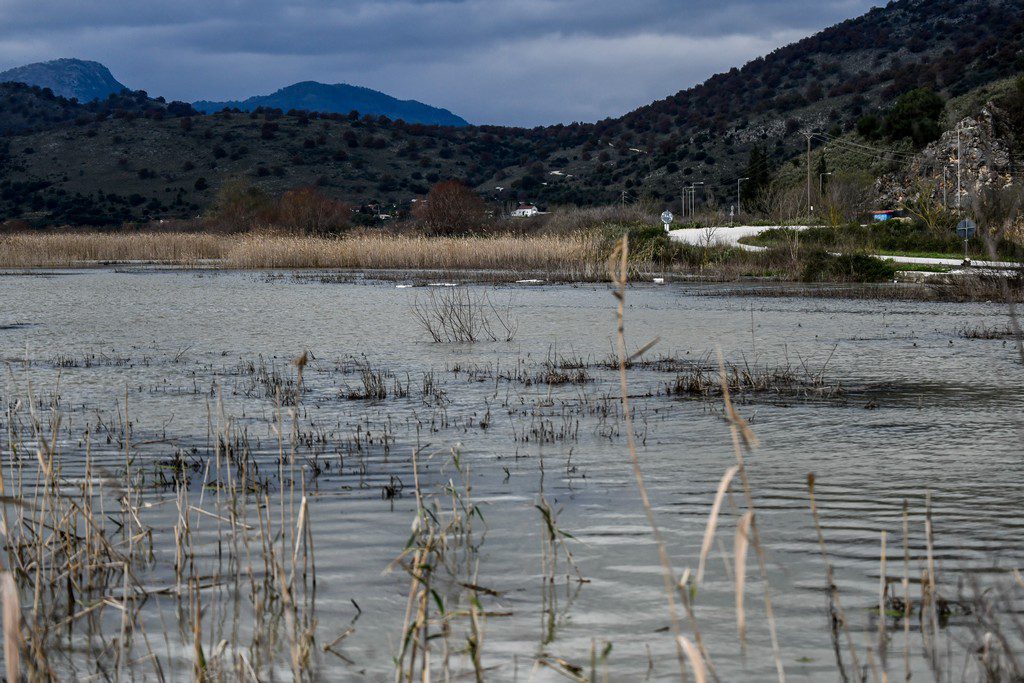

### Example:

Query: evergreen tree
xmin=816 ymin=154 xmax=829 ymax=194
xmin=883 ymin=87 xmax=944 ymax=147
xmin=741 ymin=145 xmax=772 ymax=210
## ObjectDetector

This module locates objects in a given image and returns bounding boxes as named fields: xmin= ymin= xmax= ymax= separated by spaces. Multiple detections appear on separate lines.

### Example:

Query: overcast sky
xmin=0 ymin=0 xmax=877 ymax=126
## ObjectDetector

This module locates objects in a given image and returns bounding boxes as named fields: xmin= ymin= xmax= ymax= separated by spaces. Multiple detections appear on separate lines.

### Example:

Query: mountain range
xmin=1 ymin=0 xmax=1023 ymax=227
xmin=0 ymin=59 xmax=469 ymax=127
xmin=194 ymin=81 xmax=469 ymax=127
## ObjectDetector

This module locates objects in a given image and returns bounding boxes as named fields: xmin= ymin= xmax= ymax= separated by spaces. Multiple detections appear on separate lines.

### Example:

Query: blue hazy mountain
xmin=0 ymin=58 xmax=128 ymax=101
xmin=194 ymin=81 xmax=469 ymax=126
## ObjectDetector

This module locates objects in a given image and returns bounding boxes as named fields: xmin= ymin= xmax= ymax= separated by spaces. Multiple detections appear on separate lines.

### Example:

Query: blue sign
xmin=956 ymin=219 xmax=977 ymax=239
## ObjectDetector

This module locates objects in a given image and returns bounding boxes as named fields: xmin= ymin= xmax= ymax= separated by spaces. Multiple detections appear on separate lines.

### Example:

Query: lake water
xmin=1 ymin=268 xmax=1021 ymax=681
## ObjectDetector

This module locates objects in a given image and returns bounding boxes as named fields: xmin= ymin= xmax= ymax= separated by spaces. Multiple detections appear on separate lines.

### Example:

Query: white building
xmin=511 ymin=203 xmax=539 ymax=217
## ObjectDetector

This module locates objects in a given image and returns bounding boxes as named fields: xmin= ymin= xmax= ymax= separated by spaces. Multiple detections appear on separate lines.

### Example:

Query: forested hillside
xmin=2 ymin=0 xmax=1023 ymax=226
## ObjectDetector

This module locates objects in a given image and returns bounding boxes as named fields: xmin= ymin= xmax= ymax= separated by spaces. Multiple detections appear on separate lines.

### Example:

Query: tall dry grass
xmin=223 ymin=233 xmax=606 ymax=274
xmin=0 ymin=232 xmax=226 ymax=267
xmin=0 ymin=231 xmax=608 ymax=275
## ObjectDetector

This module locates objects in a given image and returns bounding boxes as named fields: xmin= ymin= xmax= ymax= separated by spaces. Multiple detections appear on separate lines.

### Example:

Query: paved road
xmin=667 ymin=224 xmax=1021 ymax=270
xmin=667 ymin=225 xmax=804 ymax=250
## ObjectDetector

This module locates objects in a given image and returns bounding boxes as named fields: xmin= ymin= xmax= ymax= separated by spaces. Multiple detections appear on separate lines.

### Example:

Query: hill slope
xmin=194 ymin=81 xmax=469 ymax=127
xmin=2 ymin=0 xmax=1023 ymax=226
xmin=0 ymin=82 xmax=196 ymax=137
xmin=500 ymin=0 xmax=1024 ymax=208
xmin=0 ymin=59 xmax=128 ymax=102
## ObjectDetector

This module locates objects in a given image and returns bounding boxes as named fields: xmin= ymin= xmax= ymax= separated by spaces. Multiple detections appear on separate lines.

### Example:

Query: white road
xmin=667 ymin=224 xmax=805 ymax=250
xmin=667 ymin=224 xmax=1021 ymax=270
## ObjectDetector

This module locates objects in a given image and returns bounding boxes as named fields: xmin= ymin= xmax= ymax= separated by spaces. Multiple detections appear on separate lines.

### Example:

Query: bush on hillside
xmin=883 ymin=87 xmax=945 ymax=147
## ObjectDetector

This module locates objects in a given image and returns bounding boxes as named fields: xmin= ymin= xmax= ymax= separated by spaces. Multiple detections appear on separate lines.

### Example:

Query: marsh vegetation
xmin=0 ymin=246 xmax=1021 ymax=680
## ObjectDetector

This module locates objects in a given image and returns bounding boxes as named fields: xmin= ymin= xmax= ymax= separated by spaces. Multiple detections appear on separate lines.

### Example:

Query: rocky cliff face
xmin=0 ymin=58 xmax=127 ymax=102
xmin=878 ymin=105 xmax=1015 ymax=209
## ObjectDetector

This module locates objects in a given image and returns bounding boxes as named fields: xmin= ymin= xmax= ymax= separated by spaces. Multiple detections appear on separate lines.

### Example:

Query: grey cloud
xmin=0 ymin=0 xmax=876 ymax=125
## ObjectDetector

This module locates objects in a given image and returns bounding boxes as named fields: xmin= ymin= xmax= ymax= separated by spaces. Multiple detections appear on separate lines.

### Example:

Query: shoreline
xmin=0 ymin=231 xmax=1020 ymax=302
xmin=2 ymin=261 xmax=1021 ymax=304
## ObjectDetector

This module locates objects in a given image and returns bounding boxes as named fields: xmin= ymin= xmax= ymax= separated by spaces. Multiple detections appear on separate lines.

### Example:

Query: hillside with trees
xmin=2 ymin=0 xmax=1024 ymax=227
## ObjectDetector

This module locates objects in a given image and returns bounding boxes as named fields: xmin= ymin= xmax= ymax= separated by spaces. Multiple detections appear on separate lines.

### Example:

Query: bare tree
xmin=903 ymin=180 xmax=955 ymax=234
xmin=821 ymin=172 xmax=875 ymax=226
xmin=753 ymin=183 xmax=804 ymax=224
xmin=413 ymin=181 xmax=490 ymax=235
xmin=276 ymin=187 xmax=352 ymax=235
xmin=204 ymin=178 xmax=275 ymax=232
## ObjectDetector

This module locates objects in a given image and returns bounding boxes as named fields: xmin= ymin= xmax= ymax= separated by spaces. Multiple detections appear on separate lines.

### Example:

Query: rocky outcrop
xmin=877 ymin=104 xmax=1015 ymax=208
xmin=0 ymin=58 xmax=127 ymax=102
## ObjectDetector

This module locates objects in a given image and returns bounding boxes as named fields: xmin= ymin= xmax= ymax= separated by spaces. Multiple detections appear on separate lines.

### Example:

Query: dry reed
xmin=0 ymin=232 xmax=226 ymax=267
xmin=224 ymin=233 xmax=605 ymax=275
xmin=0 ymin=231 xmax=609 ymax=276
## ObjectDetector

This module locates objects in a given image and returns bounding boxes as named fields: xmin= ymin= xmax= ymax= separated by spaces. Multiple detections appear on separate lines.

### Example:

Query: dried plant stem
xmin=901 ymin=501 xmax=911 ymax=683
xmin=717 ymin=353 xmax=785 ymax=682
xmin=877 ymin=530 xmax=888 ymax=678
xmin=609 ymin=236 xmax=688 ymax=680
xmin=807 ymin=473 xmax=862 ymax=680
xmin=2 ymin=572 xmax=21 ymax=683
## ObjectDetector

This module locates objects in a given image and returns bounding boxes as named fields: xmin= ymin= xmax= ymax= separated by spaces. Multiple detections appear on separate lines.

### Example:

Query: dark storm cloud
xmin=0 ymin=0 xmax=876 ymax=125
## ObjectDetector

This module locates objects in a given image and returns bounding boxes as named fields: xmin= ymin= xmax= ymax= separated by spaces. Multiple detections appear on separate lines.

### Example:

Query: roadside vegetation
xmin=740 ymin=221 xmax=1024 ymax=261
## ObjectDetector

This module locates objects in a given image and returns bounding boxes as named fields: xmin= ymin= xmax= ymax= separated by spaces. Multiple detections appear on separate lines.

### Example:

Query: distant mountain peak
xmin=194 ymin=80 xmax=469 ymax=127
xmin=0 ymin=58 xmax=127 ymax=102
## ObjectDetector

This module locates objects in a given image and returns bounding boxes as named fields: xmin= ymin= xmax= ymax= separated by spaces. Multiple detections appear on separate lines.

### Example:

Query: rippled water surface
xmin=1 ymin=268 xmax=1022 ymax=681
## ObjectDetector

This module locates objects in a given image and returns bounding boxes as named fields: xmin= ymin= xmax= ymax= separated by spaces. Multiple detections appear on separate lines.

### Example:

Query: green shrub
xmin=801 ymin=250 xmax=895 ymax=283
xmin=883 ymin=87 xmax=944 ymax=147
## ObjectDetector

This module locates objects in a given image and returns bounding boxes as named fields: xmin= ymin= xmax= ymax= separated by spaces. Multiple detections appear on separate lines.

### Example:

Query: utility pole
xmin=957 ymin=125 xmax=962 ymax=214
xmin=805 ymin=133 xmax=812 ymax=220
xmin=955 ymin=123 xmax=975 ymax=215
xmin=737 ymin=177 xmax=748 ymax=222
xmin=688 ymin=182 xmax=704 ymax=218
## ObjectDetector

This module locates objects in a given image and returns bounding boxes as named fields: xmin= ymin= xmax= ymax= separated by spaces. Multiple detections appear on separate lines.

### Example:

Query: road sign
xmin=661 ymin=210 xmax=674 ymax=233
xmin=956 ymin=219 xmax=977 ymax=239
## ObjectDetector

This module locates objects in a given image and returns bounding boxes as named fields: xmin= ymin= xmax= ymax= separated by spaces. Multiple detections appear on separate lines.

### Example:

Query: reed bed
xmin=223 ymin=233 xmax=606 ymax=275
xmin=0 ymin=232 xmax=227 ymax=267
xmin=0 ymin=231 xmax=611 ymax=277
xmin=0 ymin=371 xmax=318 ymax=680
xmin=0 ymin=240 xmax=1021 ymax=679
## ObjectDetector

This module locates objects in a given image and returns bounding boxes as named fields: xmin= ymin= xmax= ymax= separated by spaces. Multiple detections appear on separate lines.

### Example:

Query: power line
xmin=809 ymin=132 xmax=922 ymax=161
